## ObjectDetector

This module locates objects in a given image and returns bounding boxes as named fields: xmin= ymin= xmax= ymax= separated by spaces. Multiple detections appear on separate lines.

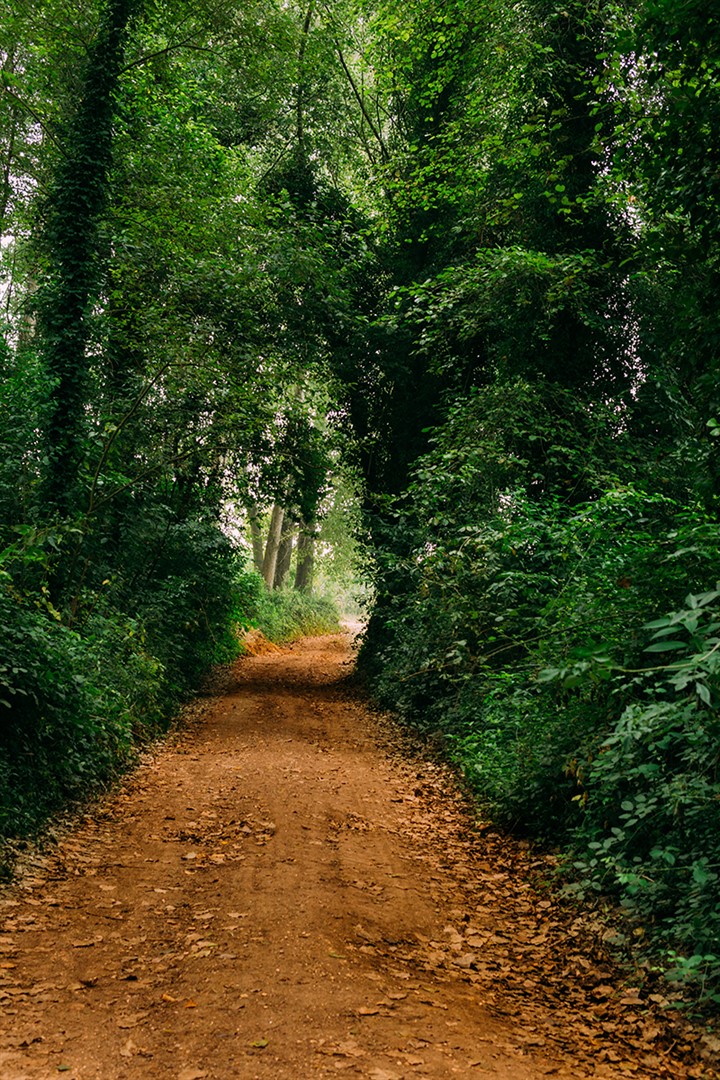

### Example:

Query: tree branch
xmin=334 ymin=46 xmax=388 ymax=163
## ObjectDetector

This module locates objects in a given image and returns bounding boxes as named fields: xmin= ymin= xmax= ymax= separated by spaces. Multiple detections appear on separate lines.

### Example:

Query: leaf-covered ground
xmin=0 ymin=630 xmax=716 ymax=1079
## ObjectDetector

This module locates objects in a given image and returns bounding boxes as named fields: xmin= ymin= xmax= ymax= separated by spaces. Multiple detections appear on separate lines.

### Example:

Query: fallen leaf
xmin=332 ymin=1040 xmax=364 ymax=1059
xmin=184 ymin=1000 xmax=198 ymax=1008
xmin=161 ymin=992 xmax=178 ymax=1003
xmin=119 ymin=1038 xmax=137 ymax=1059
xmin=249 ymin=1038 xmax=269 ymax=1049
xmin=117 ymin=1013 xmax=149 ymax=1029
xmin=454 ymin=952 xmax=477 ymax=970
xmin=701 ymin=1034 xmax=720 ymax=1055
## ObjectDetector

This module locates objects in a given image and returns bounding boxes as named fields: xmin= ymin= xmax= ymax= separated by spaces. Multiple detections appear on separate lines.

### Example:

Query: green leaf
xmin=644 ymin=616 xmax=674 ymax=630
xmin=650 ymin=625 xmax=682 ymax=639
xmin=696 ymin=682 xmax=712 ymax=705
xmin=644 ymin=641 xmax=688 ymax=652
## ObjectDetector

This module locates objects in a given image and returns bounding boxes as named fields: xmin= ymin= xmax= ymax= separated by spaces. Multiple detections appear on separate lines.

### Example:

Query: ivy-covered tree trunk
xmin=519 ymin=0 xmax=630 ymax=398
xmin=39 ymin=0 xmax=138 ymax=515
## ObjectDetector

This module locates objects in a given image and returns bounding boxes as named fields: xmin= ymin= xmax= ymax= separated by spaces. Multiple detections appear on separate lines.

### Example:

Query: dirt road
xmin=0 ymin=631 xmax=714 ymax=1079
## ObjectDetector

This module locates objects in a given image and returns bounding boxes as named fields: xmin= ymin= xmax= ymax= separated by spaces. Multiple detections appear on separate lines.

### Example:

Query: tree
xmin=38 ymin=0 xmax=139 ymax=516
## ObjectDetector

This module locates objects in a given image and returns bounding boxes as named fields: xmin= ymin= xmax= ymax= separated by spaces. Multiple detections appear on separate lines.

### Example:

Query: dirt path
xmin=0 ymin=632 xmax=715 ymax=1079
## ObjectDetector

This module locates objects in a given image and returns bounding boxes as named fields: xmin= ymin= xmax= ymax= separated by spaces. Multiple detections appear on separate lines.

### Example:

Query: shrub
xmin=0 ymin=589 xmax=158 ymax=839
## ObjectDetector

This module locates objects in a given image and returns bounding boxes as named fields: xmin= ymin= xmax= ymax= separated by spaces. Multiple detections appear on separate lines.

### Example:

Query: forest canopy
xmin=2 ymin=0 xmax=720 ymax=999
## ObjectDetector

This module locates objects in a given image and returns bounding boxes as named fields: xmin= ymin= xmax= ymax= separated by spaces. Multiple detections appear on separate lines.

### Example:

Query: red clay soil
xmin=0 ymin=630 xmax=717 ymax=1080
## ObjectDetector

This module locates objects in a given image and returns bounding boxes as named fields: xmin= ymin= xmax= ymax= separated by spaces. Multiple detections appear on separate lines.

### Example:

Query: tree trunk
xmin=296 ymin=1 xmax=316 ymax=154
xmin=249 ymin=506 xmax=264 ymax=574
xmin=0 ymin=51 xmax=18 ymax=231
xmin=274 ymin=522 xmax=295 ymax=589
xmin=294 ymin=523 xmax=316 ymax=593
xmin=262 ymin=504 xmax=285 ymax=589
xmin=39 ymin=0 xmax=138 ymax=515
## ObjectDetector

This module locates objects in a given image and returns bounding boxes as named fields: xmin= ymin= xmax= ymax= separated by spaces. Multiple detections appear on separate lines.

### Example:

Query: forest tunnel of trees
xmin=2 ymin=0 xmax=720 ymax=1003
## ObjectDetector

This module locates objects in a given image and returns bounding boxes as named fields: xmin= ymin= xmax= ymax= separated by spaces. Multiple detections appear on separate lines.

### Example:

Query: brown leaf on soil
xmin=331 ymin=1040 xmax=364 ymax=1058
xmin=119 ymin=1037 xmax=137 ymax=1058
xmin=453 ymin=952 xmax=477 ymax=969
xmin=117 ymin=1012 xmax=148 ymax=1029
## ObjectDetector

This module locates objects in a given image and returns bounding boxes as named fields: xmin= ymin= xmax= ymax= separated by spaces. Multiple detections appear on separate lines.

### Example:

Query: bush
xmin=0 ymin=590 xmax=160 ymax=840
xmin=111 ymin=516 xmax=250 ymax=696
xmin=568 ymin=589 xmax=720 ymax=997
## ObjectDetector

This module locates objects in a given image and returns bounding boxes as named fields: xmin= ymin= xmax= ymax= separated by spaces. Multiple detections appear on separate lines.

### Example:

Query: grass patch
xmin=250 ymin=585 xmax=341 ymax=643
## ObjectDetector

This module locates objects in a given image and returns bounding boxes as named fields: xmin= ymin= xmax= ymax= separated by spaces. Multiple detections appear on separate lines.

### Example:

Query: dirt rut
xmin=0 ymin=632 xmax=713 ymax=1079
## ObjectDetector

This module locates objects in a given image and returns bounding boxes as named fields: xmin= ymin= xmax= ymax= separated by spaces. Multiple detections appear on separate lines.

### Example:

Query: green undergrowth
xmin=248 ymin=583 xmax=341 ymax=643
xmin=361 ymin=389 xmax=720 ymax=1008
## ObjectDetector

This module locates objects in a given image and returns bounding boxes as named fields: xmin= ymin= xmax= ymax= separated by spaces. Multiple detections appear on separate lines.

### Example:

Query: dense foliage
xmin=0 ymin=0 xmax=350 ymax=863
xmin=350 ymin=0 xmax=720 ymax=1000
xmin=2 ymin=0 xmax=720 ymax=999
